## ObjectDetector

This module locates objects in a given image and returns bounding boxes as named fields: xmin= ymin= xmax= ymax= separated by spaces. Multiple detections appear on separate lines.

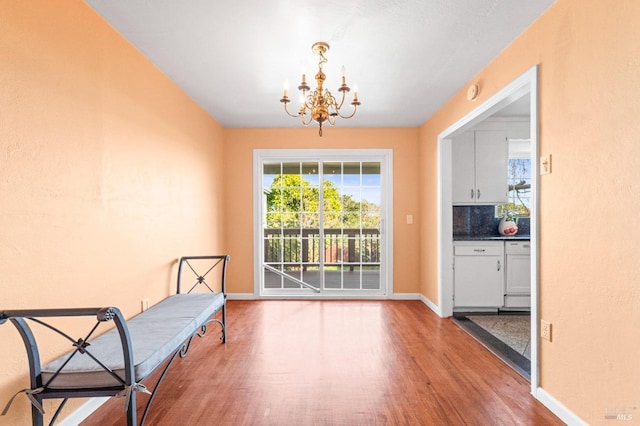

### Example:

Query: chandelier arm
xmin=335 ymin=90 xmax=348 ymax=110
xmin=299 ymin=112 xmax=314 ymax=126
xmin=303 ymin=90 xmax=317 ymax=112
xmin=282 ymin=102 xmax=300 ymax=118
xmin=325 ymin=91 xmax=339 ymax=113
xmin=336 ymin=104 xmax=358 ymax=119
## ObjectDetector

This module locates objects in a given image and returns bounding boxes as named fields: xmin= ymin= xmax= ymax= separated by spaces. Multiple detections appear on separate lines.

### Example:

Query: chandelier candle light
xmin=280 ymin=42 xmax=360 ymax=136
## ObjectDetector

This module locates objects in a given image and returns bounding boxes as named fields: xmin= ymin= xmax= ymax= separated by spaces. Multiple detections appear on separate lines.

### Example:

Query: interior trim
xmin=435 ymin=65 xmax=540 ymax=394
xmin=252 ymin=149 xmax=394 ymax=299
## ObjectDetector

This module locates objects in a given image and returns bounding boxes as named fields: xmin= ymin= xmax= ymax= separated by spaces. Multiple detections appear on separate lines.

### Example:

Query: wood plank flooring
xmin=81 ymin=300 xmax=561 ymax=425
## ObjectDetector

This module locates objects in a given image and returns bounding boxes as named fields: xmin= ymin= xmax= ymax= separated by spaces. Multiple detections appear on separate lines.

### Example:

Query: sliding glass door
xmin=254 ymin=150 xmax=392 ymax=297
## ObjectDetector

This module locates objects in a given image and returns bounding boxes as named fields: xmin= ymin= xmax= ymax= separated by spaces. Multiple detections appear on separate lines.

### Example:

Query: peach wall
xmin=419 ymin=0 xmax=640 ymax=423
xmin=0 ymin=1 xmax=225 ymax=423
xmin=6 ymin=0 xmax=637 ymax=423
xmin=223 ymin=128 xmax=421 ymax=296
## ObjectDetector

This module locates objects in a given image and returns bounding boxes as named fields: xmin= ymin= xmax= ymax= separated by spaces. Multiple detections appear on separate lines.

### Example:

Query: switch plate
xmin=540 ymin=154 xmax=552 ymax=175
xmin=141 ymin=299 xmax=149 ymax=312
xmin=541 ymin=319 xmax=552 ymax=341
xmin=406 ymin=215 xmax=413 ymax=225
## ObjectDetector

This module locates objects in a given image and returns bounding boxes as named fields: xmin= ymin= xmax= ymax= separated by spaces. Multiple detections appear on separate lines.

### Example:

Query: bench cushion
xmin=41 ymin=293 xmax=224 ymax=389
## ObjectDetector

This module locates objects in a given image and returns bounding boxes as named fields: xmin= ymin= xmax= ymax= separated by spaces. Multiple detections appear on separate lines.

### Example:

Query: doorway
xmin=253 ymin=149 xmax=393 ymax=298
xmin=437 ymin=66 xmax=540 ymax=393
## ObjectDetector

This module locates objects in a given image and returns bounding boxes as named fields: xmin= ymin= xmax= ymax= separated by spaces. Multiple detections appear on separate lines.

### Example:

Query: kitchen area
xmin=450 ymin=110 xmax=533 ymax=377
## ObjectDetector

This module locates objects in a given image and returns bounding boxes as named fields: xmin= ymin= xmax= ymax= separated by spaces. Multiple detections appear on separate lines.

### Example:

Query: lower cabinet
xmin=453 ymin=242 xmax=504 ymax=308
xmin=454 ymin=240 xmax=531 ymax=310
xmin=504 ymin=241 xmax=531 ymax=308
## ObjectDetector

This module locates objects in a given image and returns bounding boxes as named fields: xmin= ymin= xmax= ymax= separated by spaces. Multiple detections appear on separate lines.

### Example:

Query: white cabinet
xmin=452 ymin=131 xmax=509 ymax=204
xmin=504 ymin=241 xmax=531 ymax=308
xmin=453 ymin=240 xmax=531 ymax=310
xmin=451 ymin=132 xmax=476 ymax=203
xmin=453 ymin=242 xmax=504 ymax=308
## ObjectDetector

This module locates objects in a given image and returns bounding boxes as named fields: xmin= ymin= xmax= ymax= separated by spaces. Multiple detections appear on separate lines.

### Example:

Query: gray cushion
xmin=41 ymin=293 xmax=224 ymax=389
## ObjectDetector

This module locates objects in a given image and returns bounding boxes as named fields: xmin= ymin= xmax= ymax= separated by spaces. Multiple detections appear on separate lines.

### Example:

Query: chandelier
xmin=280 ymin=42 xmax=360 ymax=136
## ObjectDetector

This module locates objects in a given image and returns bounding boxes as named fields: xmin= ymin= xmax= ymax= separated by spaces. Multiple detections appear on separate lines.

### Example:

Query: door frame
xmin=253 ymin=149 xmax=394 ymax=299
xmin=437 ymin=66 xmax=540 ymax=394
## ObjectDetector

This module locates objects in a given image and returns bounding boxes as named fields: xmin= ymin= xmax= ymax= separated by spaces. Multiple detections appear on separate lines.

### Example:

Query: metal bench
xmin=1 ymin=255 xmax=229 ymax=426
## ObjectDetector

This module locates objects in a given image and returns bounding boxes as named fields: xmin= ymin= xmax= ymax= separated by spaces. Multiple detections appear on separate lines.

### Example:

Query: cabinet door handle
xmin=476 ymin=189 xmax=481 ymax=199
xmin=470 ymin=189 xmax=475 ymax=199
xmin=473 ymin=249 xmax=486 ymax=253
xmin=524 ymin=244 xmax=530 ymax=249
xmin=497 ymin=260 xmax=501 ymax=271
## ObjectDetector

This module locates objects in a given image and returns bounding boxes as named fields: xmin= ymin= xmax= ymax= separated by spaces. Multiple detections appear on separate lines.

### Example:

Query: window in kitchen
xmin=496 ymin=157 xmax=531 ymax=217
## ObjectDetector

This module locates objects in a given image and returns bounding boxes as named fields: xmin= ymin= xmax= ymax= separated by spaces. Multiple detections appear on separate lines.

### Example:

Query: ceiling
xmin=84 ymin=0 xmax=555 ymax=129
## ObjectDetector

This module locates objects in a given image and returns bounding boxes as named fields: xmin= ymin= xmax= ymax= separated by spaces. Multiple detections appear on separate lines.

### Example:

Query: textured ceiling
xmin=84 ymin=0 xmax=555 ymax=129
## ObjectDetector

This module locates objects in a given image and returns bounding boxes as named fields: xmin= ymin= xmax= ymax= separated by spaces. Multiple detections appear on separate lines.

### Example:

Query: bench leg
xmin=127 ymin=392 xmax=137 ymax=426
xmin=222 ymin=304 xmax=227 ymax=343
xmin=31 ymin=400 xmax=43 ymax=426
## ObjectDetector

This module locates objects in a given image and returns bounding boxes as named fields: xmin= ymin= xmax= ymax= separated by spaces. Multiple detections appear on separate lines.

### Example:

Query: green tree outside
xmin=265 ymin=174 xmax=380 ymax=229
xmin=264 ymin=172 xmax=381 ymax=268
xmin=497 ymin=158 xmax=531 ymax=217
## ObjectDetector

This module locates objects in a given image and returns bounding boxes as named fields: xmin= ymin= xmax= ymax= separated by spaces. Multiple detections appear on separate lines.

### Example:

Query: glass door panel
xmin=260 ymin=155 xmax=384 ymax=296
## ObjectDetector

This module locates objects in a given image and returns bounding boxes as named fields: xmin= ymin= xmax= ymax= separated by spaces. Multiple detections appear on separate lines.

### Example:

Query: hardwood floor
xmin=81 ymin=300 xmax=561 ymax=425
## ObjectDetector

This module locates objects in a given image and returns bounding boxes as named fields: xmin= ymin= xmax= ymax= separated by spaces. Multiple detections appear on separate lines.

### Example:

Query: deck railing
xmin=264 ymin=228 xmax=380 ymax=266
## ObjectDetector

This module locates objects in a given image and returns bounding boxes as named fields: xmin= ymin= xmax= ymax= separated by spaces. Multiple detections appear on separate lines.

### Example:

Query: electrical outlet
xmin=541 ymin=319 xmax=552 ymax=341
xmin=141 ymin=299 xmax=149 ymax=312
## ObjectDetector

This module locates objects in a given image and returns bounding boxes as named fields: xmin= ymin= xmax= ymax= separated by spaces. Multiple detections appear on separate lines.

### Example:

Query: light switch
xmin=406 ymin=215 xmax=413 ymax=225
xmin=540 ymin=154 xmax=552 ymax=175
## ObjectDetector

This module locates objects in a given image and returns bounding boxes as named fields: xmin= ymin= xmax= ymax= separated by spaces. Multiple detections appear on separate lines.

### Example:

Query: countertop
xmin=453 ymin=235 xmax=531 ymax=241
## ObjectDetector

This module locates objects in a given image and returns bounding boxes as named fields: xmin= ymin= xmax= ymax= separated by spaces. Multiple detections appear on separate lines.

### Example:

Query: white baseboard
xmin=390 ymin=293 xmax=421 ymax=300
xmin=58 ymin=397 xmax=109 ymax=426
xmin=419 ymin=294 xmax=443 ymax=317
xmin=227 ymin=293 xmax=424 ymax=301
xmin=226 ymin=293 xmax=258 ymax=300
xmin=535 ymin=387 xmax=586 ymax=425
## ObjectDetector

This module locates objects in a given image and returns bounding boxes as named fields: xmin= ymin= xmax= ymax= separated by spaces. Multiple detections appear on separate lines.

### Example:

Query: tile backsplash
xmin=453 ymin=205 xmax=530 ymax=236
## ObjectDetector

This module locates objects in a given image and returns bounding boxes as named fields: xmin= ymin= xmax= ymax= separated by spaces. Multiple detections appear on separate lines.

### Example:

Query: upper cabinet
xmin=452 ymin=119 xmax=530 ymax=205
xmin=452 ymin=130 xmax=509 ymax=204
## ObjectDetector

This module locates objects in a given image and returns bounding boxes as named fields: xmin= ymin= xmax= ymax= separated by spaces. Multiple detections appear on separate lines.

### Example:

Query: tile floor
xmin=466 ymin=314 xmax=531 ymax=360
